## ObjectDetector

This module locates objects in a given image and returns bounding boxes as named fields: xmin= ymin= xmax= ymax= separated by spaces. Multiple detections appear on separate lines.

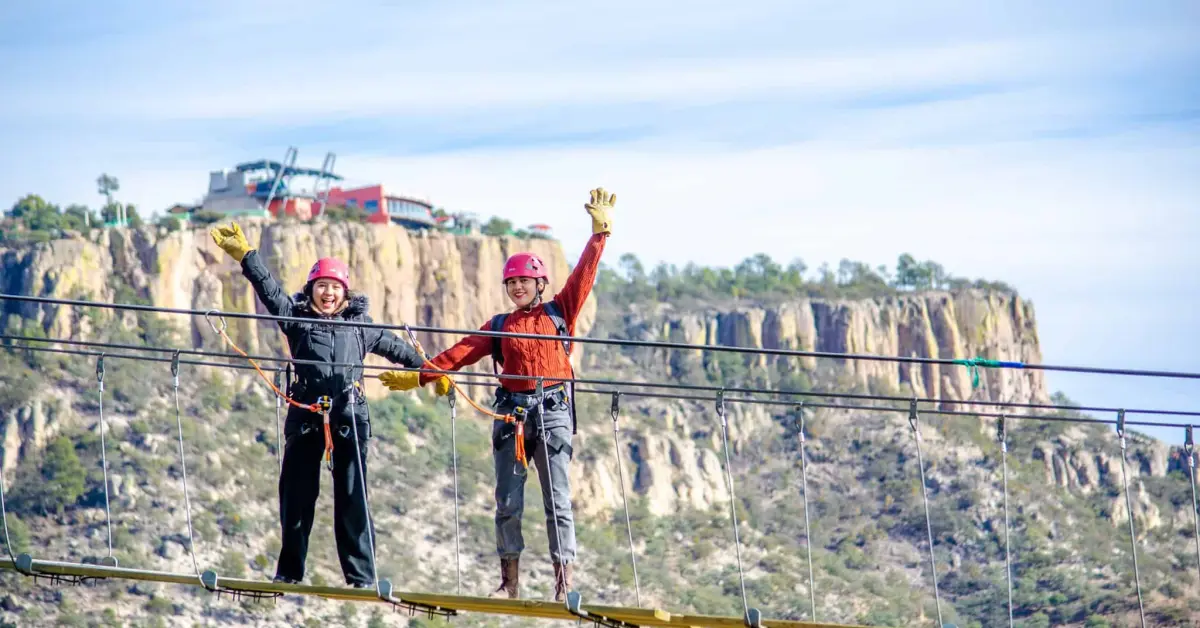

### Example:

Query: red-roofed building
xmin=320 ymin=185 xmax=437 ymax=229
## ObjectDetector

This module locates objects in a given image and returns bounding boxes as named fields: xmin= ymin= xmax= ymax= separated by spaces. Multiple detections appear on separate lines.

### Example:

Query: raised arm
xmin=552 ymin=187 xmax=614 ymax=326
xmin=240 ymin=249 xmax=295 ymax=318
xmin=552 ymin=233 xmax=607 ymax=327
xmin=210 ymin=222 xmax=294 ymax=318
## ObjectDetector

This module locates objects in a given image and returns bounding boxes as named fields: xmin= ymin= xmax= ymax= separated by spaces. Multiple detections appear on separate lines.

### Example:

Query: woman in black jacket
xmin=210 ymin=222 xmax=443 ymax=588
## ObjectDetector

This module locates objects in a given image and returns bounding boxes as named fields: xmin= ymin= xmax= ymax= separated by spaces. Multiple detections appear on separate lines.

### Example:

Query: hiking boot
xmin=552 ymin=562 xmax=573 ymax=602
xmin=489 ymin=557 xmax=519 ymax=599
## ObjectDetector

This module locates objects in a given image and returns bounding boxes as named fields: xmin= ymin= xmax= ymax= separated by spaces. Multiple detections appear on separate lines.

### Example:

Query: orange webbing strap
xmin=205 ymin=312 xmax=321 ymax=414
xmin=317 ymin=396 xmax=334 ymax=470
xmin=402 ymin=326 xmax=527 ymax=468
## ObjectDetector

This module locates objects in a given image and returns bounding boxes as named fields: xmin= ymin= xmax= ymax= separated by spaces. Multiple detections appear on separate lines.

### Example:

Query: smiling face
xmin=310 ymin=279 xmax=347 ymax=315
xmin=505 ymin=276 xmax=542 ymax=309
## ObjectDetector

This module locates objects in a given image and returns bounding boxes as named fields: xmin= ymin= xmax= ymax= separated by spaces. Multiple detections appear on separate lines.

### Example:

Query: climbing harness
xmin=610 ymin=391 xmax=642 ymax=607
xmin=170 ymin=352 xmax=202 ymax=579
xmin=95 ymin=355 xmax=117 ymax=567
xmin=1186 ymin=426 xmax=1200 ymax=584
xmin=997 ymin=415 xmax=1014 ymax=628
xmin=908 ymin=399 xmax=942 ymax=627
xmin=489 ymin=301 xmax=579 ymax=434
xmin=714 ymin=391 xmax=762 ymax=628
xmin=796 ymin=403 xmax=817 ymax=621
xmin=1116 ymin=411 xmax=1147 ymax=628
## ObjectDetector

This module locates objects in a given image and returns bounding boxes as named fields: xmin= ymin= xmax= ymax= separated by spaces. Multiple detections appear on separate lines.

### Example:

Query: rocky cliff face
xmin=0 ymin=219 xmax=595 ymax=387
xmin=616 ymin=290 xmax=1047 ymax=407
xmin=0 ymin=220 xmax=594 ymax=475
xmin=3 ymin=223 xmax=1197 ymax=627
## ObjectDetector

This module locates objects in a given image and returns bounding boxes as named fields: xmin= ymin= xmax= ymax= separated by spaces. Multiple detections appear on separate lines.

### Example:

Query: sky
xmin=1 ymin=0 xmax=1198 ymax=443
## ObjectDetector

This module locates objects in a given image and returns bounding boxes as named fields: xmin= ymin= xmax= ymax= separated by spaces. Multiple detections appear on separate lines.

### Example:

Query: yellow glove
xmin=379 ymin=370 xmax=420 ymax=391
xmin=584 ymin=187 xmax=615 ymax=235
xmin=433 ymin=375 xmax=453 ymax=397
xmin=209 ymin=222 xmax=253 ymax=262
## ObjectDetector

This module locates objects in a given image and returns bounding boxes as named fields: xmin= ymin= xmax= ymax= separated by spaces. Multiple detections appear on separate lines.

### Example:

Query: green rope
xmin=955 ymin=358 xmax=1002 ymax=388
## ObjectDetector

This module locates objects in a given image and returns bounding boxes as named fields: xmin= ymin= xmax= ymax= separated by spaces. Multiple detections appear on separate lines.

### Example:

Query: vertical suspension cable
xmin=1116 ymin=410 xmax=1147 ymax=628
xmin=715 ymin=391 xmax=753 ymax=625
xmin=274 ymin=367 xmax=285 ymax=474
xmin=0 ymin=450 xmax=15 ymax=561
xmin=96 ymin=355 xmax=115 ymax=562
xmin=170 ymin=352 xmax=202 ymax=577
xmin=610 ymin=391 xmax=642 ymax=607
xmin=535 ymin=378 xmax=569 ymax=600
xmin=448 ymin=387 xmax=463 ymax=595
xmin=998 ymin=415 xmax=1014 ymax=628
xmin=1186 ymin=426 xmax=1200 ymax=586
xmin=347 ymin=385 xmax=381 ymax=593
xmin=796 ymin=403 xmax=817 ymax=621
xmin=908 ymin=400 xmax=942 ymax=627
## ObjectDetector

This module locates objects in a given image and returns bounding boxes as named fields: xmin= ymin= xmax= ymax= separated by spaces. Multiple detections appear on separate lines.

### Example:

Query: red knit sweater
xmin=420 ymin=233 xmax=607 ymax=392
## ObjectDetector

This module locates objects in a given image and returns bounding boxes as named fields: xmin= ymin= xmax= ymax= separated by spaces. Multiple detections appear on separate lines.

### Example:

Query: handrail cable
xmin=5 ymin=293 xmax=1200 ymax=382
xmin=4 ymin=342 xmax=1198 ymax=433
xmin=4 ymin=333 xmax=1199 ymax=420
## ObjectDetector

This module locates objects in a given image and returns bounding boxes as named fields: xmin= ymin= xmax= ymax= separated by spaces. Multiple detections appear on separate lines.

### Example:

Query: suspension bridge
xmin=0 ymin=293 xmax=1198 ymax=628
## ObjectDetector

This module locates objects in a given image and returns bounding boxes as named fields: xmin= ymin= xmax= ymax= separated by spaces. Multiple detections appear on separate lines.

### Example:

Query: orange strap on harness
xmin=317 ymin=396 xmax=334 ymax=470
xmin=207 ymin=313 xmax=341 ymax=468
xmin=402 ymin=326 xmax=527 ymax=468
xmin=206 ymin=312 xmax=322 ymax=414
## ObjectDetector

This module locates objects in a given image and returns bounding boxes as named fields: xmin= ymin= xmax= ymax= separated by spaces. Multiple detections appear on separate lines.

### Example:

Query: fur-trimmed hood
xmin=291 ymin=291 xmax=370 ymax=318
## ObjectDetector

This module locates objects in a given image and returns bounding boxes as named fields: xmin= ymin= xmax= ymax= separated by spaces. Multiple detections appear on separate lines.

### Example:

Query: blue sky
xmin=2 ymin=1 xmax=1198 ymax=442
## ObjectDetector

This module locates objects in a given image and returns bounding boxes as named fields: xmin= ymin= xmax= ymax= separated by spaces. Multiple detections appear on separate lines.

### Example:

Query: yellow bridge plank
xmin=0 ymin=557 xmax=868 ymax=628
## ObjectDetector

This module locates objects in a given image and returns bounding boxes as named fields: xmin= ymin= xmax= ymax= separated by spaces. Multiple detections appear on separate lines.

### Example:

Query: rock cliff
xmin=2 ymin=222 xmax=1197 ymax=627
xmin=615 ymin=290 xmax=1047 ymax=407
xmin=0 ymin=219 xmax=595 ymax=393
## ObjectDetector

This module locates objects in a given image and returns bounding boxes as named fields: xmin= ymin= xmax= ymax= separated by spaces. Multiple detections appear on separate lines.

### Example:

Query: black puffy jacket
xmin=240 ymin=250 xmax=424 ymax=422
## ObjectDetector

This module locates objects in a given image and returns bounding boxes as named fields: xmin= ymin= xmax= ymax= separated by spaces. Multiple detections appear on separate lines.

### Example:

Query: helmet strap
xmin=522 ymin=281 xmax=547 ymax=312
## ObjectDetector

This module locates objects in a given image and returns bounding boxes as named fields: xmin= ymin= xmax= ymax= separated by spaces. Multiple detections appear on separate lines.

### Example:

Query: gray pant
xmin=491 ymin=389 xmax=576 ymax=564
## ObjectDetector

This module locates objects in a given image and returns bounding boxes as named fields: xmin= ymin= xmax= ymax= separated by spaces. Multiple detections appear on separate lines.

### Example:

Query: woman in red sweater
xmin=380 ymin=188 xmax=614 ymax=602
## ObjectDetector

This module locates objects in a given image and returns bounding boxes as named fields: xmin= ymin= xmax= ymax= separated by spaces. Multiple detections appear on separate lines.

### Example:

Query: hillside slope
xmin=0 ymin=223 xmax=1197 ymax=628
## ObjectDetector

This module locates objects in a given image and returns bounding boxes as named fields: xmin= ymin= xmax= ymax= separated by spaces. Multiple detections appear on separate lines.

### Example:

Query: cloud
xmin=1 ymin=0 xmax=1198 ymax=441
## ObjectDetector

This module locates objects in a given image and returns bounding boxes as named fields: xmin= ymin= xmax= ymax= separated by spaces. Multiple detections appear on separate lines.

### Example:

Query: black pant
xmin=274 ymin=415 xmax=376 ymax=586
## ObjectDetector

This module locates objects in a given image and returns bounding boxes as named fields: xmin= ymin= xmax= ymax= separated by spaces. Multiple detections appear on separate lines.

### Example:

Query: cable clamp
xmin=1185 ymin=426 xmax=1195 ymax=467
xmin=610 ymin=391 xmax=621 ymax=423
xmin=907 ymin=398 xmax=920 ymax=436
xmin=96 ymin=354 xmax=105 ymax=383
xmin=796 ymin=402 xmax=806 ymax=444
xmin=1116 ymin=409 xmax=1127 ymax=450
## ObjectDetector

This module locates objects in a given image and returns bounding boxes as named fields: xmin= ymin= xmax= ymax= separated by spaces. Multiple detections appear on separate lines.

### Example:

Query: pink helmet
xmin=307 ymin=257 xmax=351 ymax=290
xmin=503 ymin=252 xmax=548 ymax=282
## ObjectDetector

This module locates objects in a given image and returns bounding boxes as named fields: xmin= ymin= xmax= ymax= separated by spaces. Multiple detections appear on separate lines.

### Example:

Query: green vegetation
xmin=596 ymin=251 xmax=1016 ymax=304
xmin=1 ymin=195 xmax=98 ymax=243
xmin=483 ymin=216 xmax=513 ymax=236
